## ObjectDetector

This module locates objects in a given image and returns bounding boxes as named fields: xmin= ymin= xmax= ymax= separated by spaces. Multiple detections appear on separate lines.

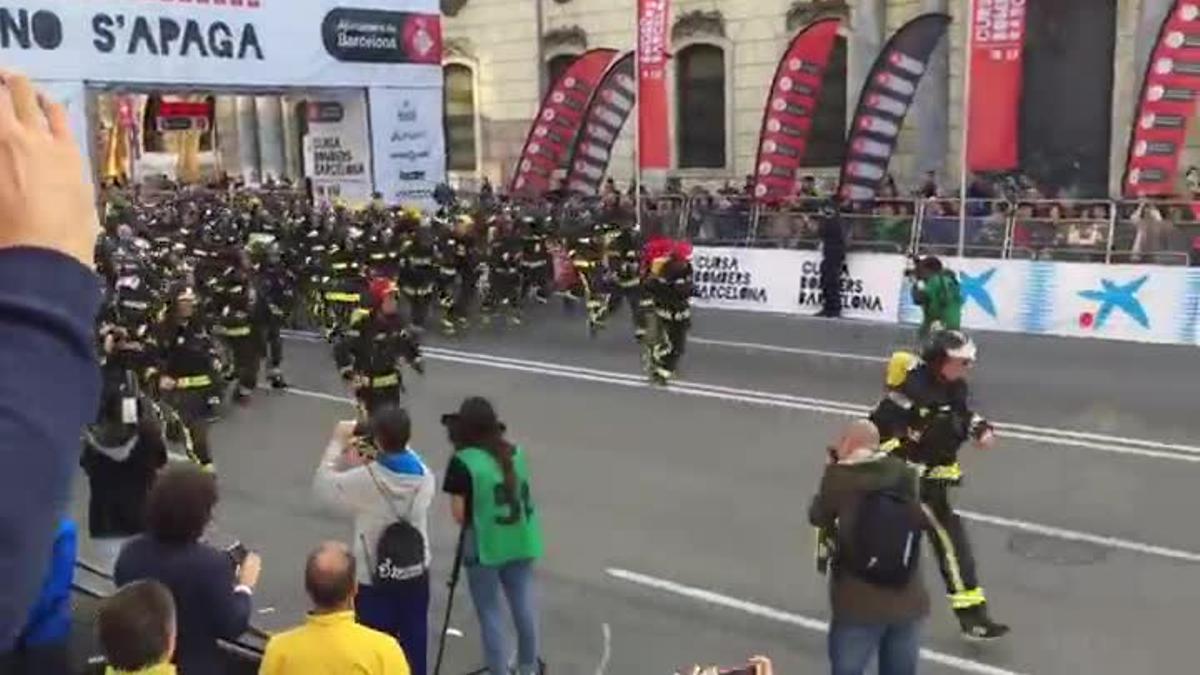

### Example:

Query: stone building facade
xmin=441 ymin=0 xmax=1193 ymax=197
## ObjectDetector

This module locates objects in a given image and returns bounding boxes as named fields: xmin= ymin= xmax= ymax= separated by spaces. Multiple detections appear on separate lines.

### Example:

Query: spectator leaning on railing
xmin=0 ymin=69 xmax=104 ymax=654
xmin=97 ymin=580 xmax=178 ymax=675
xmin=115 ymin=465 xmax=262 ymax=675
xmin=260 ymin=541 xmax=412 ymax=675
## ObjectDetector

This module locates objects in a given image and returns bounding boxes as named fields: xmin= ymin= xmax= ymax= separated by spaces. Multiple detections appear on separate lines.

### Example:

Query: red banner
xmin=1123 ymin=1 xmax=1200 ymax=197
xmin=509 ymin=49 xmax=619 ymax=197
xmin=566 ymin=52 xmax=636 ymax=196
xmin=637 ymin=0 xmax=670 ymax=171
xmin=966 ymin=0 xmax=1026 ymax=172
xmin=752 ymin=18 xmax=840 ymax=203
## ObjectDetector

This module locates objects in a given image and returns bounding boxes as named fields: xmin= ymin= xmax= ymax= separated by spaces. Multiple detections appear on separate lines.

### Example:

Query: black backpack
xmin=365 ymin=466 xmax=427 ymax=588
xmin=840 ymin=488 xmax=922 ymax=587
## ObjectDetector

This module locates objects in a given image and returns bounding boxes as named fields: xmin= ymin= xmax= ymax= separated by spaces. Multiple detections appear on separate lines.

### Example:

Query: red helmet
xmin=368 ymin=277 xmax=397 ymax=307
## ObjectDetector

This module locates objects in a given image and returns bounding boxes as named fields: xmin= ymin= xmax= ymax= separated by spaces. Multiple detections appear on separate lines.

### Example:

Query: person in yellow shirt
xmin=96 ymin=580 xmax=178 ymax=675
xmin=259 ymin=541 xmax=411 ymax=675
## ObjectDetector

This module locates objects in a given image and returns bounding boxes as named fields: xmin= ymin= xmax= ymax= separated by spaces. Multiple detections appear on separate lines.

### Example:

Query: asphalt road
xmin=71 ymin=305 xmax=1200 ymax=674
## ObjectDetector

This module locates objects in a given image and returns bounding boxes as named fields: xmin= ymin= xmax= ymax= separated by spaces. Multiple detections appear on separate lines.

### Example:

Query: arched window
xmin=142 ymin=94 xmax=165 ymax=153
xmin=444 ymin=64 xmax=478 ymax=172
xmin=676 ymin=44 xmax=726 ymax=169
xmin=546 ymin=53 xmax=577 ymax=88
xmin=803 ymin=35 xmax=847 ymax=167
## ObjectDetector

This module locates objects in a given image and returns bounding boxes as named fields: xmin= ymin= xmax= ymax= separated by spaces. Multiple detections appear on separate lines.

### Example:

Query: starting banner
xmin=691 ymin=247 xmax=906 ymax=322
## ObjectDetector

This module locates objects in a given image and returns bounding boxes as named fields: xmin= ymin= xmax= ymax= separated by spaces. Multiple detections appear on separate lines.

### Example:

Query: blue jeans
xmin=356 ymin=574 xmax=430 ymax=675
xmin=828 ymin=619 xmax=921 ymax=675
xmin=464 ymin=534 xmax=540 ymax=675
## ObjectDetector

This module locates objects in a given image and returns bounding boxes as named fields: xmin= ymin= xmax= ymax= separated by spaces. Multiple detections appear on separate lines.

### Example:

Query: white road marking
xmin=595 ymin=622 xmax=611 ymax=675
xmin=280 ymin=375 xmax=1200 ymax=566
xmin=691 ymin=336 xmax=890 ymax=363
xmin=446 ymin=627 xmax=464 ymax=638
xmin=957 ymin=510 xmax=1200 ymax=563
xmin=420 ymin=346 xmax=1200 ymax=463
xmin=605 ymin=568 xmax=1030 ymax=675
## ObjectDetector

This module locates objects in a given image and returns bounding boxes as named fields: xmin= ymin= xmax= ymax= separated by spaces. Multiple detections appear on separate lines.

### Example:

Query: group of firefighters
xmin=91 ymin=187 xmax=696 ymax=470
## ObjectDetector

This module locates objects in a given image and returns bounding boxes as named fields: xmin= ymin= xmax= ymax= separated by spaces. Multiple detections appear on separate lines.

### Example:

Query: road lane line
xmin=691 ymin=337 xmax=891 ymax=363
xmin=957 ymin=510 xmax=1200 ymax=563
xmin=420 ymin=346 xmax=1200 ymax=462
xmin=605 ymin=568 xmax=1030 ymax=675
xmin=282 ymin=379 xmax=1200 ymax=566
xmin=285 ymin=335 xmax=1200 ymax=463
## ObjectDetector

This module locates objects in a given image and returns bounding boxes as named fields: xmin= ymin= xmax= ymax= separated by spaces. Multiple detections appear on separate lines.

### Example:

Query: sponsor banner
xmin=303 ymin=91 xmax=372 ymax=206
xmin=897 ymin=258 xmax=1200 ymax=345
xmin=1123 ymin=1 xmax=1200 ymax=197
xmin=637 ymin=0 xmax=670 ymax=172
xmin=898 ymin=257 xmax=1030 ymax=332
xmin=509 ymin=48 xmax=618 ymax=197
xmin=837 ymin=14 xmax=950 ymax=201
xmin=565 ymin=52 xmax=636 ymax=196
xmin=752 ymin=18 xmax=840 ymax=203
xmin=1047 ymin=262 xmax=1191 ymax=344
xmin=691 ymin=247 xmax=905 ymax=322
xmin=966 ymin=0 xmax=1026 ymax=172
xmin=369 ymin=86 xmax=446 ymax=210
xmin=0 ymin=1 xmax=440 ymax=88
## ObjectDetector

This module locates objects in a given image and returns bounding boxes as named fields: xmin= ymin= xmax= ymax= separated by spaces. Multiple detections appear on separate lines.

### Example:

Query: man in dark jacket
xmin=817 ymin=203 xmax=846 ymax=318
xmin=810 ymin=421 xmax=928 ymax=675
xmin=115 ymin=466 xmax=261 ymax=675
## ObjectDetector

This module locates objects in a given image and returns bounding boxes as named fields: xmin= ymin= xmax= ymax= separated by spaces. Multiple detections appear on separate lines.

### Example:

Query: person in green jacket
xmin=442 ymin=397 xmax=543 ymax=675
xmin=911 ymin=256 xmax=963 ymax=340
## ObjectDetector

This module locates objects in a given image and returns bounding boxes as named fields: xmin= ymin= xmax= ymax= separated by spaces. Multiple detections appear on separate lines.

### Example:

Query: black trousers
xmin=651 ymin=318 xmax=689 ymax=376
xmin=226 ymin=335 xmax=261 ymax=390
xmin=520 ymin=261 xmax=551 ymax=301
xmin=404 ymin=289 xmax=434 ymax=328
xmin=920 ymin=479 xmax=986 ymax=610
xmin=820 ymin=254 xmax=844 ymax=316
xmin=604 ymin=285 xmax=649 ymax=337
xmin=483 ymin=274 xmax=522 ymax=320
xmin=261 ymin=321 xmax=283 ymax=370
xmin=357 ymin=384 xmax=402 ymax=420
xmin=163 ymin=389 xmax=212 ymax=466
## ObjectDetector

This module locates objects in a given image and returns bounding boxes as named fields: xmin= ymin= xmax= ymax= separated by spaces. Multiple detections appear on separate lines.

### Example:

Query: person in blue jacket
xmin=0 ymin=518 xmax=78 ymax=674
xmin=0 ymin=71 xmax=103 ymax=654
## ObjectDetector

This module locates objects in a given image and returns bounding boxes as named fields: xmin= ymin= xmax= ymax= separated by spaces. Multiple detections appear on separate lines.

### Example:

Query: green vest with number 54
xmin=457 ymin=446 xmax=544 ymax=566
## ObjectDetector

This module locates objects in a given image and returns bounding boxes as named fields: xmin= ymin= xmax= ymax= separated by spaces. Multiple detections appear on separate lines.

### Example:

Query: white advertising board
xmin=0 ymin=1 xmax=441 ymax=88
xmin=368 ymin=86 xmax=445 ymax=209
xmin=303 ymin=92 xmax=373 ymax=207
xmin=691 ymin=247 xmax=906 ymax=322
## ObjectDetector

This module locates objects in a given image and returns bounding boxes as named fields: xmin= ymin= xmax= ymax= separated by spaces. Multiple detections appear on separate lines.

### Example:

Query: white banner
xmin=303 ymin=92 xmax=373 ymax=207
xmin=0 ymin=1 xmax=441 ymax=88
xmin=1045 ymin=262 xmax=1193 ymax=345
xmin=368 ymin=86 xmax=445 ymax=209
xmin=691 ymin=247 xmax=906 ymax=322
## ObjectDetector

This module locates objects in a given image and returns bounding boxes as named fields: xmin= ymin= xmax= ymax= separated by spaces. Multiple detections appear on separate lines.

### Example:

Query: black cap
xmin=441 ymin=396 xmax=505 ymax=434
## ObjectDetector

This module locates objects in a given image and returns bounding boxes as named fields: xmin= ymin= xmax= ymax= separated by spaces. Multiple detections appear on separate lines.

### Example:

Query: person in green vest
xmin=442 ymin=397 xmax=543 ymax=675
xmin=911 ymin=256 xmax=963 ymax=340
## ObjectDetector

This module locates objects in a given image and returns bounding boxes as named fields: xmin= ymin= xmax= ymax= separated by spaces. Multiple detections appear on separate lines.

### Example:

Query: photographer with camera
xmin=115 ymin=465 xmax=261 ymax=674
xmin=908 ymin=255 xmax=962 ymax=340
xmin=442 ymin=397 xmax=544 ymax=675
xmin=312 ymin=407 xmax=434 ymax=674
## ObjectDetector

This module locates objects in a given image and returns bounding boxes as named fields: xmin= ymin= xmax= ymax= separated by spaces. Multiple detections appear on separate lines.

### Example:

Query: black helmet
xmin=921 ymin=329 xmax=977 ymax=366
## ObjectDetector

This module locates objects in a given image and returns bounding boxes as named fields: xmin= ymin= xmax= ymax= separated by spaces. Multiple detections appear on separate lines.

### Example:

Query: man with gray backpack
xmin=313 ymin=406 xmax=435 ymax=674
xmin=810 ymin=420 xmax=929 ymax=675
